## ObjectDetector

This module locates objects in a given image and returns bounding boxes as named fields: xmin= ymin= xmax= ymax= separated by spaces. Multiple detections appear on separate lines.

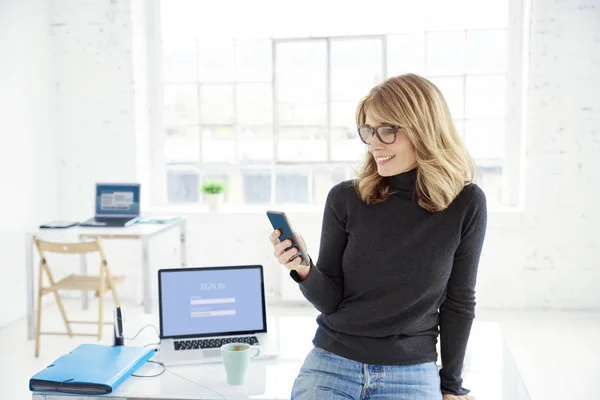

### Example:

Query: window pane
xmin=386 ymin=0 xmax=426 ymax=33
xmin=237 ymin=83 xmax=273 ymax=125
xmin=426 ymin=32 xmax=466 ymax=76
xmin=311 ymin=0 xmax=386 ymax=36
xmin=239 ymin=126 xmax=274 ymax=162
xmin=200 ymin=84 xmax=234 ymax=124
xmin=331 ymin=38 xmax=383 ymax=102
xmin=477 ymin=165 xmax=503 ymax=207
xmin=242 ymin=169 xmax=271 ymax=204
xmin=165 ymin=126 xmax=199 ymax=164
xmin=387 ymin=34 xmax=426 ymax=77
xmin=162 ymin=42 xmax=197 ymax=82
xmin=235 ymin=39 xmax=272 ymax=81
xmin=465 ymin=120 xmax=506 ymax=160
xmin=331 ymin=127 xmax=365 ymax=162
xmin=275 ymin=41 xmax=326 ymax=102
xmin=466 ymin=0 xmax=509 ymax=29
xmin=198 ymin=40 xmax=234 ymax=82
xmin=426 ymin=0 xmax=467 ymax=30
xmin=278 ymin=103 xmax=327 ymax=126
xmin=454 ymin=119 xmax=466 ymax=141
xmin=276 ymin=41 xmax=327 ymax=126
xmin=466 ymin=76 xmax=506 ymax=118
xmin=429 ymin=77 xmax=465 ymax=119
xmin=201 ymin=126 xmax=235 ymax=163
xmin=278 ymin=127 xmax=327 ymax=162
xmin=167 ymin=167 xmax=199 ymax=203
xmin=467 ymin=30 xmax=508 ymax=74
xmin=312 ymin=165 xmax=348 ymax=204
xmin=164 ymin=84 xmax=198 ymax=127
xmin=331 ymin=101 xmax=358 ymax=127
xmin=275 ymin=170 xmax=308 ymax=204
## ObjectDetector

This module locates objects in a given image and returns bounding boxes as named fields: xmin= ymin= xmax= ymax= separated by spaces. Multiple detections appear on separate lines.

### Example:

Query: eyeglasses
xmin=357 ymin=124 xmax=401 ymax=145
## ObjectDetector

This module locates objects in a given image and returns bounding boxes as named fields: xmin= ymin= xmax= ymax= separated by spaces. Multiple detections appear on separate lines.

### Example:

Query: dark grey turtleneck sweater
xmin=290 ymin=168 xmax=487 ymax=396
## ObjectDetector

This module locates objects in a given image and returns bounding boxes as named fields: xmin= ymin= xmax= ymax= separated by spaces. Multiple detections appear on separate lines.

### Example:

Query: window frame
xmin=150 ymin=0 xmax=526 ymax=210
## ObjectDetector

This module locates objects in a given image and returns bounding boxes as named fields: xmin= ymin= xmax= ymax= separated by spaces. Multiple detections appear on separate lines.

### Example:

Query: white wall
xmin=0 ymin=0 xmax=58 ymax=327
xmin=50 ymin=0 xmax=138 ymax=219
xmin=4 ymin=0 xmax=598 ymax=328
xmin=477 ymin=0 xmax=600 ymax=309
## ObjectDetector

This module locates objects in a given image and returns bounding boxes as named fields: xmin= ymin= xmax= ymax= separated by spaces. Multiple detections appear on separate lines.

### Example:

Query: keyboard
xmin=174 ymin=336 xmax=259 ymax=351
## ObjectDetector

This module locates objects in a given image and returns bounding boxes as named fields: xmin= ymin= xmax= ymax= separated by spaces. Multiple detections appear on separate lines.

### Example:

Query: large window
xmin=160 ymin=0 xmax=522 ymax=208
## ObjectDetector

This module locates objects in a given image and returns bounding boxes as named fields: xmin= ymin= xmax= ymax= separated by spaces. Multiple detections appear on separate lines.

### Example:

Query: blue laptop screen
xmin=95 ymin=184 xmax=140 ymax=216
xmin=159 ymin=267 xmax=266 ymax=338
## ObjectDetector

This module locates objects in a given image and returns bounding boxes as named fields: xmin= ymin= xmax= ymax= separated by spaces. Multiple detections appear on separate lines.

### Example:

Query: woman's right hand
xmin=269 ymin=230 xmax=311 ymax=280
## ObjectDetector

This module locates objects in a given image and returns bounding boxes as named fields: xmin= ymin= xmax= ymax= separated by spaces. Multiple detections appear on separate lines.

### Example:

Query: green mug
xmin=220 ymin=342 xmax=260 ymax=385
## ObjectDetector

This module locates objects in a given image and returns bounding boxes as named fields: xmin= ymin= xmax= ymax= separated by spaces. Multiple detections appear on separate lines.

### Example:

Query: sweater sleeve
xmin=439 ymin=184 xmax=488 ymax=395
xmin=289 ymin=182 xmax=348 ymax=315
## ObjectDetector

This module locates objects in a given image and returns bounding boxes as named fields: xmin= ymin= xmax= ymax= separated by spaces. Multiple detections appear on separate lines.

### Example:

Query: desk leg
xmin=180 ymin=219 xmax=187 ymax=267
xmin=142 ymin=237 xmax=151 ymax=313
xmin=80 ymin=252 xmax=88 ymax=310
xmin=26 ymin=233 xmax=34 ymax=340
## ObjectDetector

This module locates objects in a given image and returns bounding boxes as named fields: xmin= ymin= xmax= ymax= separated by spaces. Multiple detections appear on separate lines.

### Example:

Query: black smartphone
xmin=266 ymin=210 xmax=309 ymax=267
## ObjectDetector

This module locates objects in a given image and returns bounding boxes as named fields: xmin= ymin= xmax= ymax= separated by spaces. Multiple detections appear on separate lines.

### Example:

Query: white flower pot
xmin=204 ymin=193 xmax=223 ymax=211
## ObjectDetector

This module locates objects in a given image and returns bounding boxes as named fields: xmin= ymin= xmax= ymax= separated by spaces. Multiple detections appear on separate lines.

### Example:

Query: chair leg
xmin=35 ymin=286 xmax=43 ymax=358
xmin=51 ymin=289 xmax=73 ymax=337
xmin=44 ymin=267 xmax=73 ymax=337
xmin=110 ymin=285 xmax=121 ymax=308
xmin=105 ymin=264 xmax=121 ymax=307
xmin=98 ymin=266 xmax=106 ymax=341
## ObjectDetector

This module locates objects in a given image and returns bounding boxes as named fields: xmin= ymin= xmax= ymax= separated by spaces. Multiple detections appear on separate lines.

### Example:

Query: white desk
xmin=25 ymin=218 xmax=187 ymax=340
xmin=30 ymin=315 xmax=531 ymax=400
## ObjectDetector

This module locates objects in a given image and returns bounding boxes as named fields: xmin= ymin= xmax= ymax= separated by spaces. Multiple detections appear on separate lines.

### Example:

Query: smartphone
xmin=266 ymin=210 xmax=309 ymax=267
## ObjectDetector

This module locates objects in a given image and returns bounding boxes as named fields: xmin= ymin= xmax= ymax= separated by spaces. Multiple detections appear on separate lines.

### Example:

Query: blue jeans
xmin=291 ymin=346 xmax=443 ymax=400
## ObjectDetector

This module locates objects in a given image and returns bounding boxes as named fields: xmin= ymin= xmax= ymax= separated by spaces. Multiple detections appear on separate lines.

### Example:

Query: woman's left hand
xmin=443 ymin=395 xmax=475 ymax=400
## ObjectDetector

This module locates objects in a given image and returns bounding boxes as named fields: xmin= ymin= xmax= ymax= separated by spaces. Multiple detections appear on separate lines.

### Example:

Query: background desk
xmin=25 ymin=218 xmax=186 ymax=340
xmin=30 ymin=314 xmax=531 ymax=400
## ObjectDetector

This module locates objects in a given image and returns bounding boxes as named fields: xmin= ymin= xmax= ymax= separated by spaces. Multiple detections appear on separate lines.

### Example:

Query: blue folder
xmin=29 ymin=344 xmax=155 ymax=395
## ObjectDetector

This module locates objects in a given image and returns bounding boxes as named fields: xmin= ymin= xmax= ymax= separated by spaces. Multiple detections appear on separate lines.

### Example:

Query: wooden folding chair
xmin=34 ymin=236 xmax=124 ymax=357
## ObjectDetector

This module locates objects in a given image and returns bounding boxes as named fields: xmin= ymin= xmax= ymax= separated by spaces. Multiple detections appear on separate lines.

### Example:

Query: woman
xmin=269 ymin=74 xmax=487 ymax=400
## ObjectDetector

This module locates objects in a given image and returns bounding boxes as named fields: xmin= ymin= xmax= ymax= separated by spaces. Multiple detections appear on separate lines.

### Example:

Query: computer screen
xmin=159 ymin=266 xmax=266 ymax=339
xmin=95 ymin=183 xmax=140 ymax=217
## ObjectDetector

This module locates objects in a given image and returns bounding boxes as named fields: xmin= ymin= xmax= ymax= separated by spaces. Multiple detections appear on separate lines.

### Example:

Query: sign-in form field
xmin=191 ymin=310 xmax=236 ymax=317
xmin=190 ymin=298 xmax=236 ymax=305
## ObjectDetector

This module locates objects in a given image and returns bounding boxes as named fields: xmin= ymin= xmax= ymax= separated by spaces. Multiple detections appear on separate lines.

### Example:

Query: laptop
xmin=80 ymin=183 xmax=141 ymax=227
xmin=157 ymin=265 xmax=279 ymax=366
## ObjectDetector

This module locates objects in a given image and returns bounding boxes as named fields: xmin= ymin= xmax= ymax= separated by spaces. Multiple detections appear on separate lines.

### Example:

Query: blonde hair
xmin=354 ymin=74 xmax=477 ymax=213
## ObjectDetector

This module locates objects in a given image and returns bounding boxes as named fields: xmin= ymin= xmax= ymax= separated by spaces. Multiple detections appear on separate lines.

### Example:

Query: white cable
xmin=126 ymin=324 xmax=226 ymax=399
xmin=126 ymin=324 xmax=160 ymax=342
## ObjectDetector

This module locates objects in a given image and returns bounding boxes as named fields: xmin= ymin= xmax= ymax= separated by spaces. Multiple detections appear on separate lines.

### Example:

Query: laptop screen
xmin=95 ymin=183 xmax=140 ymax=217
xmin=158 ymin=266 xmax=267 ymax=339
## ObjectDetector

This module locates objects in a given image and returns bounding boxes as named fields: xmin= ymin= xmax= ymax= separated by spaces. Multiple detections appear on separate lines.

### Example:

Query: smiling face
xmin=365 ymin=110 xmax=417 ymax=177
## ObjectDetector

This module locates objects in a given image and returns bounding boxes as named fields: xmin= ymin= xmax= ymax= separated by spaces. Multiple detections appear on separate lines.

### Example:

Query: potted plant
xmin=199 ymin=180 xmax=226 ymax=211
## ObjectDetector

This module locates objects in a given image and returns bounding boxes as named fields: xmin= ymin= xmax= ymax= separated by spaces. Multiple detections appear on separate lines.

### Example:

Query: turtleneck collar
xmin=385 ymin=167 xmax=418 ymax=192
